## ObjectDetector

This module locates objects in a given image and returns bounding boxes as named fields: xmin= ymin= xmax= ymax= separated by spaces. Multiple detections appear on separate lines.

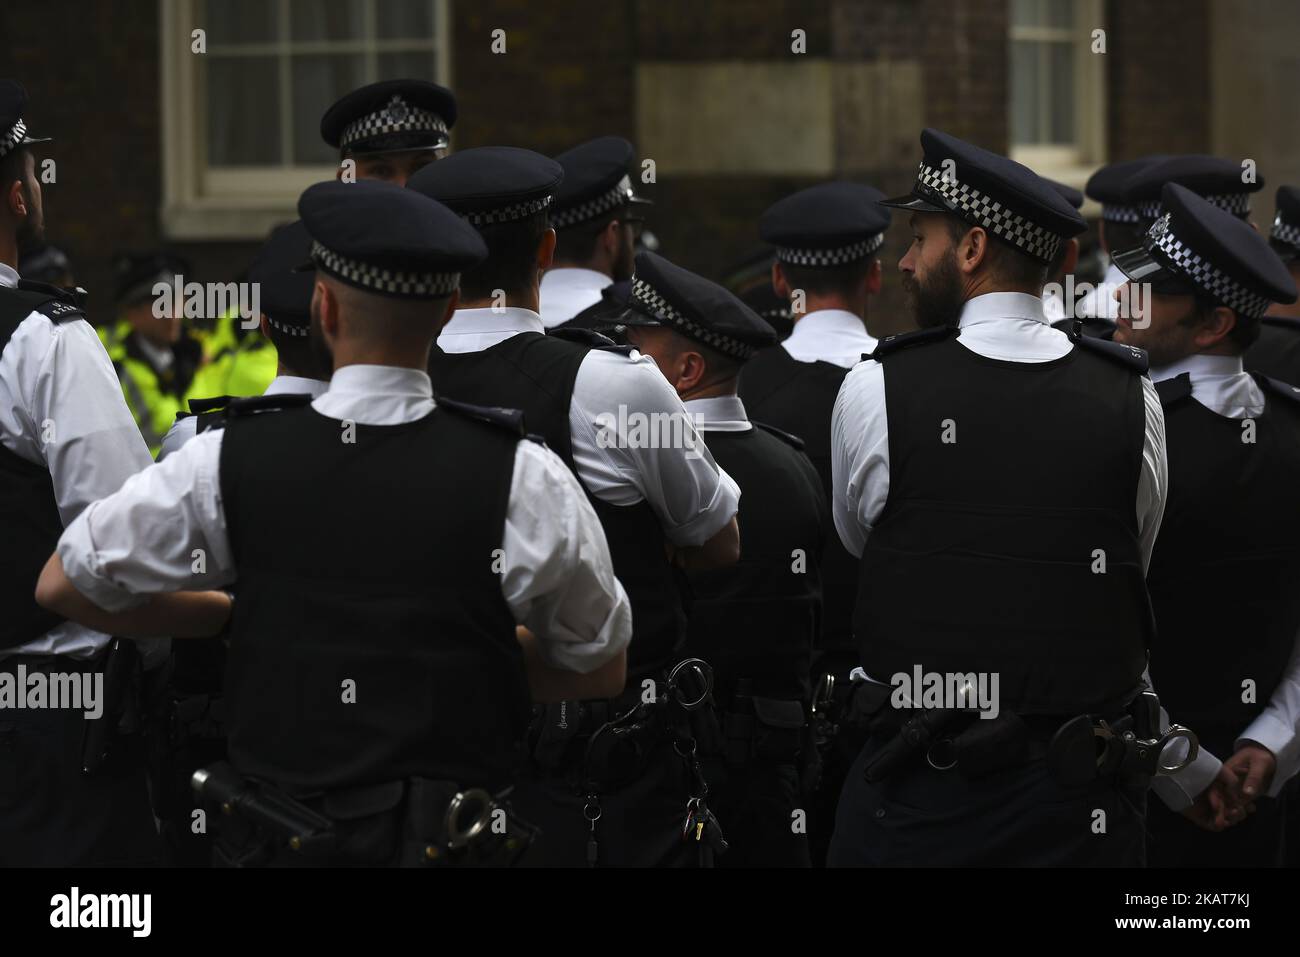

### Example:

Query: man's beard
xmin=903 ymin=252 xmax=964 ymax=329
xmin=16 ymin=192 xmax=44 ymax=253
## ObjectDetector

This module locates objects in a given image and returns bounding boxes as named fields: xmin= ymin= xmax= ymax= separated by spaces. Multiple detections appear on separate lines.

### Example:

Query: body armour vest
xmin=738 ymin=346 xmax=859 ymax=653
xmin=683 ymin=423 xmax=827 ymax=703
xmin=856 ymin=329 xmax=1152 ymax=715
xmin=218 ymin=400 xmax=529 ymax=796
xmin=1245 ymin=316 xmax=1300 ymax=386
xmin=0 ymin=283 xmax=85 ymax=650
xmin=429 ymin=330 xmax=687 ymax=679
xmin=1147 ymin=373 xmax=1300 ymax=756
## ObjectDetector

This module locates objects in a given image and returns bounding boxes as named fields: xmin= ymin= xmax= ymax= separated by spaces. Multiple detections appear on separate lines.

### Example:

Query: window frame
xmin=160 ymin=0 xmax=452 ymax=240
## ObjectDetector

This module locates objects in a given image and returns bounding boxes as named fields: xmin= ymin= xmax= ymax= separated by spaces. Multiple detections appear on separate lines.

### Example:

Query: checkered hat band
xmin=777 ymin=232 xmax=884 ymax=267
xmin=916 ymin=162 xmax=1061 ymax=263
xmin=1138 ymin=192 xmax=1250 ymax=221
xmin=266 ymin=315 xmax=309 ymax=337
xmin=1102 ymin=203 xmax=1143 ymax=224
xmin=551 ymin=175 xmax=633 ymax=229
xmin=630 ymin=277 xmax=755 ymax=361
xmin=465 ymin=194 xmax=552 ymax=226
xmin=1146 ymin=214 xmax=1273 ymax=318
xmin=1271 ymin=217 xmax=1300 ymax=250
xmin=310 ymin=241 xmax=459 ymax=298
xmin=340 ymin=98 xmax=448 ymax=151
xmin=0 ymin=119 xmax=26 ymax=159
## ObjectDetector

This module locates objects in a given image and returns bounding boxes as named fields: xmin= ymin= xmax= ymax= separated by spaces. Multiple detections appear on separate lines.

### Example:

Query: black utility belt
xmin=192 ymin=761 xmax=537 ymax=867
xmin=720 ymin=696 xmax=806 ymax=766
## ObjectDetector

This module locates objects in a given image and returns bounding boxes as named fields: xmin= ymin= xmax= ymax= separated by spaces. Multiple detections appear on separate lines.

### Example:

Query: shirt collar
xmin=266 ymin=374 xmax=329 ymax=398
xmin=327 ymin=364 xmax=433 ymax=399
xmin=0 ymin=262 xmax=17 ymax=289
xmin=683 ymin=394 xmax=752 ymax=431
xmin=1150 ymin=353 xmax=1246 ymax=383
xmin=438 ymin=306 xmax=544 ymax=352
xmin=958 ymin=292 xmax=1048 ymax=329
xmin=789 ymin=308 xmax=871 ymax=338
xmin=542 ymin=267 xmax=611 ymax=292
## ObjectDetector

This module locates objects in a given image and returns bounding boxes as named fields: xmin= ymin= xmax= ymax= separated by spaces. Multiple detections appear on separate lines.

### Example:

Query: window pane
xmin=1049 ymin=42 xmax=1076 ymax=144
xmin=1011 ymin=0 xmax=1042 ymax=28
xmin=377 ymin=50 xmax=437 ymax=81
xmin=377 ymin=0 xmax=436 ymax=39
xmin=291 ymin=54 xmax=366 ymax=163
xmin=1044 ymin=0 xmax=1075 ymax=30
xmin=202 ymin=0 xmax=278 ymax=46
xmin=289 ymin=0 xmax=366 ymax=42
xmin=1010 ymin=40 xmax=1041 ymax=144
xmin=207 ymin=56 xmax=281 ymax=165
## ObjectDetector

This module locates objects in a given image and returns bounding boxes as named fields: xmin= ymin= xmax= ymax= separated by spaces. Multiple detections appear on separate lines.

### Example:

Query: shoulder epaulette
xmin=0 ymin=282 xmax=86 ymax=324
xmin=1154 ymin=373 xmax=1192 ymax=406
xmin=1258 ymin=375 xmax=1300 ymax=406
xmin=1069 ymin=333 xmax=1149 ymax=374
xmin=436 ymin=395 xmax=527 ymax=437
xmin=547 ymin=326 xmax=616 ymax=349
xmin=867 ymin=325 xmax=958 ymax=361
xmin=187 ymin=395 xmax=234 ymax=416
xmin=225 ymin=392 xmax=314 ymax=418
xmin=753 ymin=420 xmax=806 ymax=451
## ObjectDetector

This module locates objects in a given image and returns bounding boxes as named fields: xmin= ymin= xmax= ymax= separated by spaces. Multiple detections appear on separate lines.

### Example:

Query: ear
xmin=771 ymin=261 xmax=790 ymax=299
xmin=600 ymin=219 xmax=622 ymax=258
xmin=1195 ymin=305 xmax=1238 ymax=350
xmin=865 ymin=258 xmax=883 ymax=296
xmin=8 ymin=177 xmax=26 ymax=218
xmin=537 ymin=227 xmax=557 ymax=273
xmin=958 ymin=227 xmax=991 ymax=276
xmin=677 ymin=349 xmax=709 ymax=393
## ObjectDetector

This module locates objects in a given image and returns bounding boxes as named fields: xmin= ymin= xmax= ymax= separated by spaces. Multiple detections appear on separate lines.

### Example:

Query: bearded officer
xmin=36 ymin=180 xmax=633 ymax=867
xmin=1111 ymin=183 xmax=1300 ymax=866
xmin=829 ymin=129 xmax=1168 ymax=867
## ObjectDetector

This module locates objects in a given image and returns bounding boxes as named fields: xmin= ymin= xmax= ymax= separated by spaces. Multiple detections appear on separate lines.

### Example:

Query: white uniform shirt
xmin=538 ymin=268 xmax=610 ymax=329
xmin=0 ymin=262 xmax=153 ymax=660
xmin=157 ymin=374 xmax=330 ymax=460
xmin=683 ymin=395 xmax=752 ymax=433
xmin=1150 ymin=353 xmax=1300 ymax=798
xmin=437 ymin=307 xmax=740 ymax=547
xmin=831 ymin=292 xmax=1218 ymax=808
xmin=1076 ymin=262 xmax=1127 ymax=321
xmin=781 ymin=308 xmax=878 ymax=369
xmin=56 ymin=364 xmax=632 ymax=674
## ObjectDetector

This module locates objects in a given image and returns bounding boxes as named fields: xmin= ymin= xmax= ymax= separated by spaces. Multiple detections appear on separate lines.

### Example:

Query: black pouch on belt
xmin=950 ymin=712 xmax=1030 ymax=780
xmin=751 ymin=697 xmax=806 ymax=763
xmin=529 ymin=700 xmax=585 ymax=771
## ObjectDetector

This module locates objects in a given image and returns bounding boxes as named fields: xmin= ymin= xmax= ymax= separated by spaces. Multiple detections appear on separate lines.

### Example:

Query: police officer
xmin=1076 ymin=156 xmax=1167 ymax=327
xmin=737 ymin=181 xmax=890 ymax=864
xmin=829 ymin=129 xmax=1166 ymax=866
xmin=1041 ymin=178 xmax=1084 ymax=328
xmin=1245 ymin=186 xmax=1300 ymax=383
xmin=102 ymin=252 xmax=203 ymax=455
xmin=539 ymin=136 xmax=652 ymax=329
xmin=409 ymin=149 xmax=740 ymax=866
xmin=0 ymin=79 xmax=160 ymax=866
xmin=320 ymin=78 xmax=455 ymax=186
xmin=621 ymin=255 xmax=827 ymax=867
xmin=36 ymin=180 xmax=633 ymax=867
xmin=1110 ymin=183 xmax=1300 ymax=866
xmin=161 ymin=221 xmax=331 ymax=458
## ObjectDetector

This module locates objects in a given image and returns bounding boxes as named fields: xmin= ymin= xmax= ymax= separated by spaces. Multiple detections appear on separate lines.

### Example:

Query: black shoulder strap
xmin=225 ymin=392 xmax=314 ymax=419
xmin=1257 ymin=374 xmax=1300 ymax=406
xmin=547 ymin=326 xmax=616 ymax=349
xmin=753 ymin=420 xmax=806 ymax=450
xmin=1069 ymin=332 xmax=1149 ymax=374
xmin=866 ymin=325 xmax=959 ymax=362
xmin=1154 ymin=373 xmax=1193 ymax=406
xmin=436 ymin=395 xmax=527 ymax=437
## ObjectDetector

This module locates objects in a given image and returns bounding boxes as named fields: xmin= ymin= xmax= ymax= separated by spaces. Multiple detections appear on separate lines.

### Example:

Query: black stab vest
xmin=856 ymin=332 xmax=1152 ymax=715
xmin=683 ymin=423 xmax=828 ymax=702
xmin=1245 ymin=316 xmax=1300 ymax=386
xmin=218 ymin=401 xmax=528 ymax=795
xmin=1147 ymin=373 xmax=1300 ymax=756
xmin=428 ymin=331 xmax=686 ymax=678
xmin=0 ymin=285 xmax=85 ymax=650
xmin=738 ymin=345 xmax=859 ymax=652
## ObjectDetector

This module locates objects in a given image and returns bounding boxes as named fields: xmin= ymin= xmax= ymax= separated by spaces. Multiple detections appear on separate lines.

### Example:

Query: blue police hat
xmin=1044 ymin=179 xmax=1084 ymax=210
xmin=1085 ymin=156 xmax=1168 ymax=224
xmin=0 ymin=80 xmax=51 ymax=160
xmin=550 ymin=136 xmax=651 ymax=230
xmin=1119 ymin=155 xmax=1262 ymax=222
xmin=113 ymin=251 xmax=189 ymax=306
xmin=1113 ymin=183 xmax=1297 ymax=317
xmin=248 ymin=221 xmax=315 ymax=334
xmin=759 ymin=182 xmax=890 ymax=267
xmin=320 ymin=79 xmax=456 ymax=157
xmin=1270 ymin=186 xmax=1300 ymax=262
xmin=407 ymin=146 xmax=562 ymax=226
xmin=883 ymin=128 xmax=1085 ymax=265
xmin=621 ymin=251 xmax=777 ymax=361
xmin=297 ymin=180 xmax=486 ymax=300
